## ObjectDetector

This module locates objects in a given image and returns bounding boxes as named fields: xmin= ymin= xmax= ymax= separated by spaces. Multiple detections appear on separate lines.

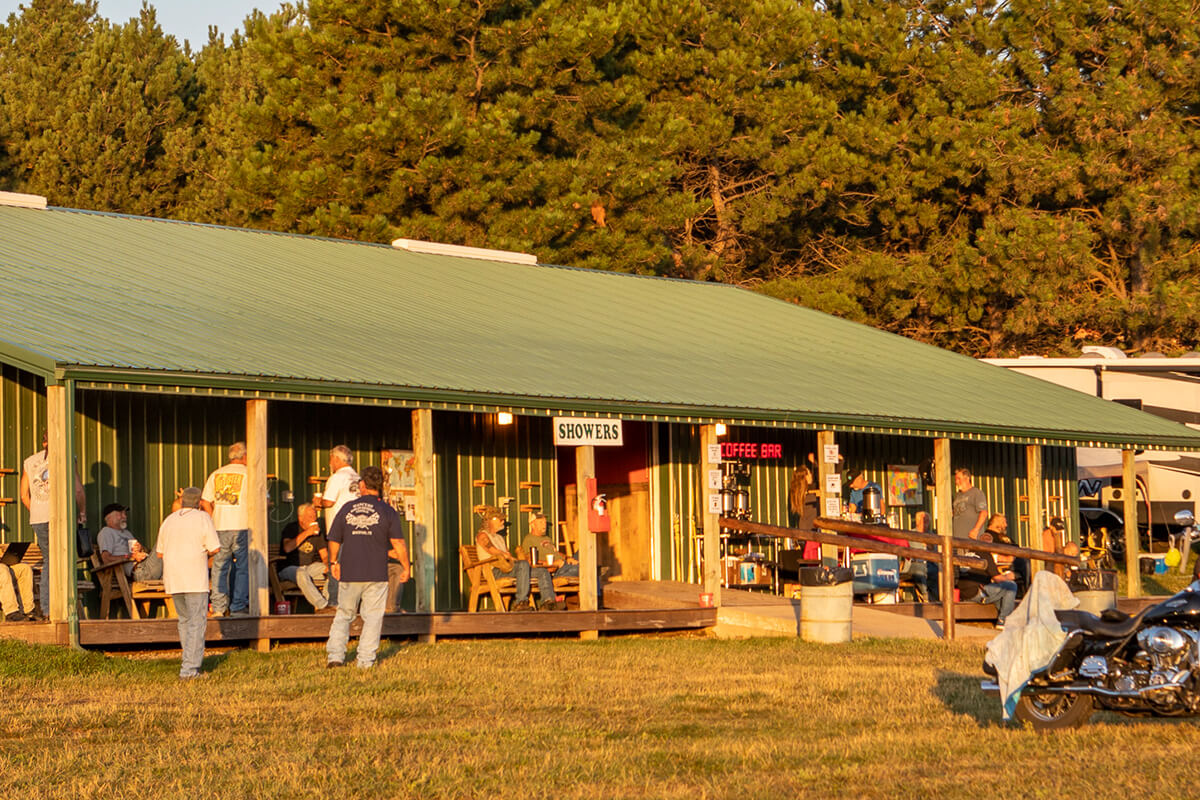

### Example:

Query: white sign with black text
xmin=553 ymin=417 xmax=624 ymax=447
xmin=707 ymin=469 xmax=723 ymax=490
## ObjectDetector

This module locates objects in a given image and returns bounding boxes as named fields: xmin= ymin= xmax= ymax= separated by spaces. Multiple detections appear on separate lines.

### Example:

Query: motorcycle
xmin=982 ymin=510 xmax=1200 ymax=730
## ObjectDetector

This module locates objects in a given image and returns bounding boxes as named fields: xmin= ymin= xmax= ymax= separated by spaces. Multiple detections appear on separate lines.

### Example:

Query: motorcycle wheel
xmin=1014 ymin=690 xmax=1094 ymax=730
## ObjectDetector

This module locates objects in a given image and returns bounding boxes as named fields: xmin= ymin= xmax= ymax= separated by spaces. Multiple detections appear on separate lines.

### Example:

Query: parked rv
xmin=986 ymin=347 xmax=1200 ymax=542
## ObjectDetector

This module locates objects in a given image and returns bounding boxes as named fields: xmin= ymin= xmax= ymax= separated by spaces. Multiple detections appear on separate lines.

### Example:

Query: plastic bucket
xmin=800 ymin=581 xmax=853 ymax=643
xmin=1074 ymin=590 xmax=1117 ymax=615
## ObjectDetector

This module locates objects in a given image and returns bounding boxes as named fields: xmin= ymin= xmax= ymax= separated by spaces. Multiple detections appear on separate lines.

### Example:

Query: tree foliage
xmin=3 ymin=0 xmax=1200 ymax=357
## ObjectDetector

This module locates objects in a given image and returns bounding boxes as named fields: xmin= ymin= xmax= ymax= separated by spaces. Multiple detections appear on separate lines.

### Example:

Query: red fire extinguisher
xmin=586 ymin=478 xmax=611 ymax=532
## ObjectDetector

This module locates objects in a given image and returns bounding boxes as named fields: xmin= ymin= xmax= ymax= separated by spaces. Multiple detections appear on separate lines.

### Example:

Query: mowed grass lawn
xmin=2 ymin=633 xmax=1200 ymax=799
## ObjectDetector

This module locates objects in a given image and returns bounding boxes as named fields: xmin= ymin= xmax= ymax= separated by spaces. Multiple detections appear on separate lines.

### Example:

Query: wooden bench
xmin=514 ymin=546 xmax=581 ymax=606
xmin=268 ymin=544 xmax=329 ymax=612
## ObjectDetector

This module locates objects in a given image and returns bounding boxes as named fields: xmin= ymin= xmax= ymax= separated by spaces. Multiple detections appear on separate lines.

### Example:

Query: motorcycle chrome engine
xmin=1136 ymin=626 xmax=1194 ymax=670
xmin=1078 ymin=655 xmax=1108 ymax=679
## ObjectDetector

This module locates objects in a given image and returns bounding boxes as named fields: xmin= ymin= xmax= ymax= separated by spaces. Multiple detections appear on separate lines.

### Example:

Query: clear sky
xmin=0 ymin=1 xmax=282 ymax=47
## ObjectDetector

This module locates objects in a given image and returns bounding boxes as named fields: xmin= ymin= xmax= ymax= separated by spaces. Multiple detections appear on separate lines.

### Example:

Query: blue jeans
xmin=278 ymin=562 xmax=329 ymax=610
xmin=326 ymin=581 xmax=388 ymax=668
xmin=32 ymin=522 xmax=48 ymax=612
xmin=173 ymin=592 xmax=209 ymax=677
xmin=972 ymin=580 xmax=1018 ymax=624
xmin=492 ymin=561 xmax=556 ymax=607
xmin=209 ymin=529 xmax=248 ymax=614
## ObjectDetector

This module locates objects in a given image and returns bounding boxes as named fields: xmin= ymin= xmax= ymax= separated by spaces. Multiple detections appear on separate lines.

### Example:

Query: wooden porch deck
xmin=0 ymin=607 xmax=717 ymax=648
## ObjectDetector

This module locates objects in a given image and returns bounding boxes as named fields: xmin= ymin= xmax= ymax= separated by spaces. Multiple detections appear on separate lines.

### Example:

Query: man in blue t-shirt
xmin=324 ymin=465 xmax=409 ymax=669
xmin=845 ymin=469 xmax=882 ymax=517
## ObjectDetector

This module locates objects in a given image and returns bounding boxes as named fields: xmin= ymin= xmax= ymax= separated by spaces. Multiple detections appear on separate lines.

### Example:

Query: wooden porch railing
xmin=719 ymin=516 xmax=1081 ymax=640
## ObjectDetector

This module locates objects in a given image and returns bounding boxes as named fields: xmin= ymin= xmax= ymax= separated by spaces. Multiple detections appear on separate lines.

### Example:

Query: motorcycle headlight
xmin=1138 ymin=626 xmax=1188 ymax=655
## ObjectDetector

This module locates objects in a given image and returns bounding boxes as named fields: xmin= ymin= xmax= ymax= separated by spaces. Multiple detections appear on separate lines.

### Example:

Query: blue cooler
xmin=851 ymin=553 xmax=900 ymax=596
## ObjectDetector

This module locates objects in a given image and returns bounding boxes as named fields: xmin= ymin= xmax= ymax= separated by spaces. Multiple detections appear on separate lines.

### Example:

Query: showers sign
xmin=553 ymin=417 xmax=624 ymax=446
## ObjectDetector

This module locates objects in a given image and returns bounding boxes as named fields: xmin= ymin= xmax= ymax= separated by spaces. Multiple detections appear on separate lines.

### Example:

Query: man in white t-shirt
xmin=314 ymin=445 xmax=360 ymax=528
xmin=200 ymin=442 xmax=250 ymax=616
xmin=19 ymin=430 xmax=86 ymax=619
xmin=156 ymin=487 xmax=220 ymax=679
xmin=313 ymin=445 xmax=359 ymax=609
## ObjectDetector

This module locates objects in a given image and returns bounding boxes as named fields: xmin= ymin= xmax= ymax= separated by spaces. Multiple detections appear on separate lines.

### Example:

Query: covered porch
xmin=6 ymin=199 xmax=1200 ymax=650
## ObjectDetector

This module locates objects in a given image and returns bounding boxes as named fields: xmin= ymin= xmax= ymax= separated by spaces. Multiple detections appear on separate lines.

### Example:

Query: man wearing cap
xmin=845 ymin=469 xmax=882 ymax=517
xmin=325 ymin=466 xmax=407 ymax=669
xmin=476 ymin=507 xmax=556 ymax=611
xmin=156 ymin=487 xmax=220 ymax=679
xmin=97 ymin=503 xmax=162 ymax=582
xmin=200 ymin=442 xmax=251 ymax=617
xmin=1042 ymin=517 xmax=1079 ymax=579
xmin=19 ymin=430 xmax=86 ymax=619
xmin=519 ymin=514 xmax=571 ymax=610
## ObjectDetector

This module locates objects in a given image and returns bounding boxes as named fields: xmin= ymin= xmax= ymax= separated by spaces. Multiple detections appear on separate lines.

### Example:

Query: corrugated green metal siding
xmin=0 ymin=364 xmax=46 ymax=541
xmin=71 ymin=393 xmax=415 ymax=549
xmin=433 ymin=412 xmax=557 ymax=611
xmin=2 ymin=378 xmax=422 ymax=606
xmin=813 ymin=432 xmax=934 ymax=530
xmin=654 ymin=424 xmax=703 ymax=583
xmin=1045 ymin=447 xmax=1080 ymax=546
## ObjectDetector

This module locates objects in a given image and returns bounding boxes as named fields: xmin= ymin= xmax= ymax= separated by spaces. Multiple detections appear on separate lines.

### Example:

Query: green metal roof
xmin=2 ymin=204 xmax=1199 ymax=449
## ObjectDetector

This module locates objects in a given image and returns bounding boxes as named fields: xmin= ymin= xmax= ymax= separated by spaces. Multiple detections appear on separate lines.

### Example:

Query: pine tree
xmin=0 ymin=0 xmax=200 ymax=217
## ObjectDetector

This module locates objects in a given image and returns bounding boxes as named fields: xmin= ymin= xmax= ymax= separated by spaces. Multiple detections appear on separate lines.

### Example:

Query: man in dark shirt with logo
xmin=325 ymin=465 xmax=409 ymax=669
xmin=278 ymin=503 xmax=335 ymax=614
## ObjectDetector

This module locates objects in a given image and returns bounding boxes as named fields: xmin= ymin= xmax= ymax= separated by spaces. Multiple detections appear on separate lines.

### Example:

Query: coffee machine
xmin=719 ymin=461 xmax=752 ymax=529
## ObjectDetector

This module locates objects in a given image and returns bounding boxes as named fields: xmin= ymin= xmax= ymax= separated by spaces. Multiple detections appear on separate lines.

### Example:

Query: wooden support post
xmin=699 ymin=424 xmax=721 ymax=606
xmin=412 ymin=408 xmax=437 ymax=643
xmin=816 ymin=431 xmax=838 ymax=566
xmin=934 ymin=437 xmax=954 ymax=641
xmin=1026 ymin=445 xmax=1044 ymax=577
xmin=1123 ymin=448 xmax=1140 ymax=598
xmin=46 ymin=382 xmax=78 ymax=645
xmin=246 ymin=399 xmax=270 ymax=652
xmin=575 ymin=445 xmax=598 ymax=639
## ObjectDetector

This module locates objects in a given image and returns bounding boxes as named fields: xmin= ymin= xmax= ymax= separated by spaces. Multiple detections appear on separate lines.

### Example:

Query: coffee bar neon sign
xmin=720 ymin=442 xmax=782 ymax=459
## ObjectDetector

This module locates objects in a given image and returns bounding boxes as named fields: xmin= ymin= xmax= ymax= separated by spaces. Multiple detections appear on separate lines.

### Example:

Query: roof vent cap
xmin=1080 ymin=345 xmax=1126 ymax=360
xmin=0 ymin=191 xmax=47 ymax=210
xmin=391 ymin=238 xmax=537 ymax=265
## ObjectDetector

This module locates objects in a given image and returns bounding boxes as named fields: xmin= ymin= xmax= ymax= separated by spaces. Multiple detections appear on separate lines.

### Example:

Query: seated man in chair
xmin=279 ymin=503 xmax=336 ymax=614
xmin=0 ymin=561 xmax=35 ymax=622
xmin=475 ymin=506 xmax=556 ymax=611
xmin=519 ymin=513 xmax=574 ymax=610
xmin=957 ymin=539 xmax=1018 ymax=630
xmin=98 ymin=502 xmax=163 ymax=582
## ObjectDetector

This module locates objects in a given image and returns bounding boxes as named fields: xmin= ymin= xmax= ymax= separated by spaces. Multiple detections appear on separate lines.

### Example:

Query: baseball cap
xmin=101 ymin=502 xmax=127 ymax=518
xmin=179 ymin=487 xmax=203 ymax=508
